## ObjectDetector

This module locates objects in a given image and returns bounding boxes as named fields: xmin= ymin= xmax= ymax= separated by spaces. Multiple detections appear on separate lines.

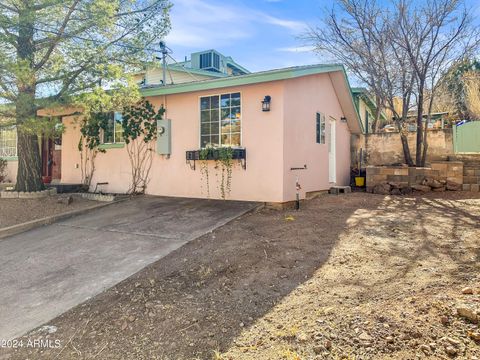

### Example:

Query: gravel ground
xmin=1 ymin=191 xmax=480 ymax=360
xmin=0 ymin=195 xmax=100 ymax=228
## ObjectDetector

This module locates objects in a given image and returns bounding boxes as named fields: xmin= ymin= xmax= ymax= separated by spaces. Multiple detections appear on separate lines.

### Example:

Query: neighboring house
xmin=351 ymin=87 xmax=386 ymax=133
xmin=1 ymin=53 xmax=362 ymax=203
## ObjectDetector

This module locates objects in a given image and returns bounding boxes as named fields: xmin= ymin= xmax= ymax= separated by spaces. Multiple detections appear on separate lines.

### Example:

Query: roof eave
xmin=141 ymin=64 xmax=345 ymax=97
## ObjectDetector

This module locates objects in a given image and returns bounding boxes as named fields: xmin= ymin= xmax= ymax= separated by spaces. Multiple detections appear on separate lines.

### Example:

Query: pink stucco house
xmin=1 ymin=60 xmax=363 ymax=203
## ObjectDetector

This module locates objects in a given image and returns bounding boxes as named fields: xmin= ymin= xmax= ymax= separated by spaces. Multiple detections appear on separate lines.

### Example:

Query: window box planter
xmin=186 ymin=148 xmax=247 ymax=170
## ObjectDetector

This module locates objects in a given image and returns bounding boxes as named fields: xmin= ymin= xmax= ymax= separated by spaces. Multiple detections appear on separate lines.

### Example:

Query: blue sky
xmin=165 ymin=0 xmax=324 ymax=72
xmin=165 ymin=0 xmax=480 ymax=73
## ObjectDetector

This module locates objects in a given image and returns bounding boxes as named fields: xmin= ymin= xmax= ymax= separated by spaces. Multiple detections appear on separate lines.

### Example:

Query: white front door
xmin=328 ymin=117 xmax=336 ymax=184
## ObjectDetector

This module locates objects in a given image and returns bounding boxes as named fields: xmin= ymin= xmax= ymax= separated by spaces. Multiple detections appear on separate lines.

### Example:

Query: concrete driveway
xmin=0 ymin=196 xmax=257 ymax=340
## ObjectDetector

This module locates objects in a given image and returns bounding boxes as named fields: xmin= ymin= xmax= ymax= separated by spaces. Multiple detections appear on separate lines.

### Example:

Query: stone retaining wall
xmin=0 ymin=188 xmax=57 ymax=199
xmin=366 ymin=161 xmax=464 ymax=193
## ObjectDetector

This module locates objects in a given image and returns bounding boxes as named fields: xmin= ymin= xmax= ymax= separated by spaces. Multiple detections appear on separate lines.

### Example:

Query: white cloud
xmin=277 ymin=45 xmax=316 ymax=53
xmin=165 ymin=0 xmax=307 ymax=48
xmin=263 ymin=15 xmax=306 ymax=33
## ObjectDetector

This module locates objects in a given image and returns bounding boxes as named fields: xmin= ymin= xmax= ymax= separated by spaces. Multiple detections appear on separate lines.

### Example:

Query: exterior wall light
xmin=262 ymin=95 xmax=271 ymax=112
xmin=341 ymin=116 xmax=347 ymax=123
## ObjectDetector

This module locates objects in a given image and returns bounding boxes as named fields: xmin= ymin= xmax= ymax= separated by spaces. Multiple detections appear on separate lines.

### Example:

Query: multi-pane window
xmin=0 ymin=126 xmax=17 ymax=157
xmin=102 ymin=112 xmax=124 ymax=144
xmin=200 ymin=93 xmax=241 ymax=148
xmin=316 ymin=112 xmax=326 ymax=144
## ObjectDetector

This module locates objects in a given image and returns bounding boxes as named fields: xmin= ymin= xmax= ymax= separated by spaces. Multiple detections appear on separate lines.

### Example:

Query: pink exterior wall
xmin=59 ymin=75 xmax=352 ymax=203
xmin=61 ymin=82 xmax=286 ymax=202
xmin=283 ymin=74 xmax=351 ymax=200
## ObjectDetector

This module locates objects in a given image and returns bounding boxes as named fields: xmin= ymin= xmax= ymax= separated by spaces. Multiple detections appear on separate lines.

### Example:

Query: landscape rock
xmin=456 ymin=305 xmax=478 ymax=323
xmin=461 ymin=287 xmax=474 ymax=295
xmin=373 ymin=183 xmax=391 ymax=195
xmin=411 ymin=184 xmax=431 ymax=192
xmin=57 ymin=195 xmax=73 ymax=205
xmin=358 ymin=332 xmax=373 ymax=341
xmin=445 ymin=346 xmax=457 ymax=356
xmin=422 ymin=177 xmax=443 ymax=188
xmin=446 ymin=181 xmax=462 ymax=191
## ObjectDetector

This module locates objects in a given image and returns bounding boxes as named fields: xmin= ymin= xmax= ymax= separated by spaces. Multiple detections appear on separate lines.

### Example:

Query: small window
xmin=0 ymin=126 xmax=17 ymax=157
xmin=102 ymin=112 xmax=124 ymax=144
xmin=316 ymin=112 xmax=325 ymax=144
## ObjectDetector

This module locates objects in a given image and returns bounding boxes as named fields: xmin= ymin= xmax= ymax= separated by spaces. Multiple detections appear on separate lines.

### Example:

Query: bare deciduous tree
xmin=308 ymin=0 xmax=479 ymax=166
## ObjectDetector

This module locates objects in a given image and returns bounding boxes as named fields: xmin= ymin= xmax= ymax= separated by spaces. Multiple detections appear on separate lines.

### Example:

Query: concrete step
xmin=329 ymin=186 xmax=352 ymax=195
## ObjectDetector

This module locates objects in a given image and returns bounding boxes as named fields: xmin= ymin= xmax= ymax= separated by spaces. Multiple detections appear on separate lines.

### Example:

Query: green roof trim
xmin=351 ymin=87 xmax=387 ymax=122
xmin=141 ymin=63 xmax=364 ymax=134
xmin=141 ymin=64 xmax=345 ymax=96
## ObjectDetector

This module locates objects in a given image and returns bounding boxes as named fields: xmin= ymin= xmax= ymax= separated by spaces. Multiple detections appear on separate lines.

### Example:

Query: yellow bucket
xmin=355 ymin=176 xmax=365 ymax=187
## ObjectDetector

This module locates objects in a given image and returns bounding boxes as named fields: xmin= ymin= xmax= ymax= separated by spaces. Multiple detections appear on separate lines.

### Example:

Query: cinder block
xmin=475 ymin=169 xmax=480 ymax=177
xmin=471 ymin=184 xmax=480 ymax=192
xmin=380 ymin=167 xmax=395 ymax=175
xmin=366 ymin=167 xmax=381 ymax=175
xmin=393 ymin=168 xmax=409 ymax=176
xmin=465 ymin=169 xmax=475 ymax=176
xmin=387 ymin=175 xmax=409 ymax=183
xmin=0 ymin=191 xmax=18 ymax=198
xmin=447 ymin=176 xmax=463 ymax=185
xmin=462 ymin=184 xmax=471 ymax=191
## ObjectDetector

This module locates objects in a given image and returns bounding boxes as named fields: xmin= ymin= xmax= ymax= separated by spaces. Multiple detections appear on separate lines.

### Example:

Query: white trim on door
xmin=328 ymin=117 xmax=336 ymax=184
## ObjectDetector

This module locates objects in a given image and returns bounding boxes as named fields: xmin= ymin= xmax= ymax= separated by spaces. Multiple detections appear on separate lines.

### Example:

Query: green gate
xmin=453 ymin=121 xmax=480 ymax=153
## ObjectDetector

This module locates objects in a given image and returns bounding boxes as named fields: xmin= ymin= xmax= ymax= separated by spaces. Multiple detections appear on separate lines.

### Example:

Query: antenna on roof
xmin=157 ymin=41 xmax=171 ymax=86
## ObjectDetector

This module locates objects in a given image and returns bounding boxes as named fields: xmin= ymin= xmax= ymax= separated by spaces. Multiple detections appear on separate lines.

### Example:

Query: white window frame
xmin=316 ymin=112 xmax=326 ymax=144
xmin=101 ymin=112 xmax=124 ymax=144
xmin=0 ymin=126 xmax=18 ymax=158
xmin=199 ymin=92 xmax=242 ymax=149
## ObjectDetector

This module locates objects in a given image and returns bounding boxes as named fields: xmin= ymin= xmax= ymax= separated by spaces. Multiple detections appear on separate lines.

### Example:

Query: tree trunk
xmin=400 ymin=132 xmax=414 ymax=167
xmin=16 ymin=131 xmax=43 ymax=192
xmin=394 ymin=118 xmax=414 ymax=167
xmin=371 ymin=95 xmax=383 ymax=133
xmin=416 ymin=85 xmax=424 ymax=166
xmin=15 ymin=1 xmax=44 ymax=192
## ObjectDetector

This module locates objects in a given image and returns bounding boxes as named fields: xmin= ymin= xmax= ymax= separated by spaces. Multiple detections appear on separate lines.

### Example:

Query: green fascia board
xmin=141 ymin=64 xmax=346 ymax=97
xmin=98 ymin=143 xmax=125 ymax=150
xmin=225 ymin=60 xmax=251 ymax=74
xmin=351 ymin=88 xmax=387 ymax=122
xmin=141 ymin=63 xmax=364 ymax=134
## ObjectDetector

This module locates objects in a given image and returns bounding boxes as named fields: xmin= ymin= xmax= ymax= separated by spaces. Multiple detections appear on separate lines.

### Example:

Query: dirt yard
xmin=0 ymin=195 xmax=99 ymax=228
xmin=2 ymin=192 xmax=480 ymax=360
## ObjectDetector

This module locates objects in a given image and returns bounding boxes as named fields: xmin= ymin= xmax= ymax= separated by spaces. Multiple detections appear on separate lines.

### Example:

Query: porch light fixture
xmin=341 ymin=116 xmax=347 ymax=123
xmin=262 ymin=95 xmax=271 ymax=112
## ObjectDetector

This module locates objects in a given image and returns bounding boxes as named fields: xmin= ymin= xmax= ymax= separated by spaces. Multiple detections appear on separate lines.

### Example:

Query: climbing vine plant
xmin=122 ymin=99 xmax=165 ymax=194
xmin=199 ymin=146 xmax=235 ymax=200
xmin=77 ymin=113 xmax=109 ymax=189
xmin=76 ymin=81 xmax=140 ymax=189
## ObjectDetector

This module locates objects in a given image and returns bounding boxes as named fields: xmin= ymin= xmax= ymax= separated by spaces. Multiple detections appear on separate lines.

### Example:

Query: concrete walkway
xmin=0 ymin=196 xmax=257 ymax=340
